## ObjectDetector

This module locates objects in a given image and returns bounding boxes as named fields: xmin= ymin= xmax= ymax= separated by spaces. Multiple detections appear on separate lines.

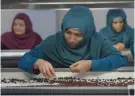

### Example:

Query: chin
xmin=68 ymin=45 xmax=76 ymax=48
xmin=14 ymin=32 xmax=25 ymax=36
xmin=116 ymin=30 xmax=123 ymax=32
xmin=116 ymin=31 xmax=122 ymax=33
xmin=69 ymin=46 xmax=75 ymax=48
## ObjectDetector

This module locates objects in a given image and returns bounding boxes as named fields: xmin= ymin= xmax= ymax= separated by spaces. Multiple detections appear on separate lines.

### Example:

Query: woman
xmin=1 ymin=13 xmax=42 ymax=49
xmin=100 ymin=9 xmax=134 ymax=54
xmin=18 ymin=6 xmax=127 ymax=78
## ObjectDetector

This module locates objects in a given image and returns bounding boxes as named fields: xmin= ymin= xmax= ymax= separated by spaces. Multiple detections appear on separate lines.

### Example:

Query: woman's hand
xmin=70 ymin=60 xmax=92 ymax=72
xmin=114 ymin=43 xmax=125 ymax=51
xmin=33 ymin=59 xmax=56 ymax=79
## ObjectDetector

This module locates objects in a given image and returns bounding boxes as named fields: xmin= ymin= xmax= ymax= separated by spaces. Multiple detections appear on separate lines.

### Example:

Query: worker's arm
xmin=18 ymin=38 xmax=56 ymax=78
xmin=18 ymin=46 xmax=44 ymax=74
xmin=92 ymin=40 xmax=127 ymax=71
xmin=92 ymin=55 xmax=127 ymax=71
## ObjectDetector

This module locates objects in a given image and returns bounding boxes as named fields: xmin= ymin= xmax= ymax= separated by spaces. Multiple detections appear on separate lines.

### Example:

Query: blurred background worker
xmin=1 ymin=13 xmax=42 ymax=50
xmin=100 ymin=9 xmax=134 ymax=57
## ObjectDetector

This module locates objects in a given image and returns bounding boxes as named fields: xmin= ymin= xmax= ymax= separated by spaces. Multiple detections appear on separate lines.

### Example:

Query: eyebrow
xmin=79 ymin=33 xmax=83 ymax=35
xmin=66 ymin=29 xmax=82 ymax=35
xmin=75 ymin=33 xmax=83 ymax=36
xmin=66 ymin=29 xmax=71 ymax=32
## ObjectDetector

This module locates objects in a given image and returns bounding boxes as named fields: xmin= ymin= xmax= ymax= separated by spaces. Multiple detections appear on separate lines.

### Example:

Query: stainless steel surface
xmin=1 ymin=94 xmax=94 ymax=96
xmin=1 ymin=86 xmax=128 ymax=95
xmin=1 ymin=50 xmax=29 ymax=68
xmin=1 ymin=50 xmax=29 ymax=52
xmin=1 ymin=68 xmax=70 ymax=72
xmin=2 ymin=0 xmax=133 ymax=4
xmin=2 ymin=0 xmax=134 ymax=9
xmin=2 ymin=3 xmax=133 ymax=9
xmin=117 ymin=66 xmax=134 ymax=72
xmin=1 ymin=50 xmax=28 ymax=57
xmin=1 ymin=67 xmax=134 ymax=72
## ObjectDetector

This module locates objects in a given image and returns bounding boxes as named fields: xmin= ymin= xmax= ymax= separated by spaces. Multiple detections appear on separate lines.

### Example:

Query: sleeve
xmin=92 ymin=55 xmax=127 ymax=71
xmin=91 ymin=40 xmax=127 ymax=71
xmin=18 ymin=44 xmax=45 ymax=74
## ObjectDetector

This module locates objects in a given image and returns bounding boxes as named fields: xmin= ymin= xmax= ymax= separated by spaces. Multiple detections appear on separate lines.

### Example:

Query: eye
xmin=113 ymin=22 xmax=118 ymax=24
xmin=13 ymin=22 xmax=17 ymax=26
xmin=75 ymin=33 xmax=83 ymax=37
xmin=119 ymin=21 xmax=123 ymax=24
xmin=66 ymin=30 xmax=71 ymax=35
xmin=19 ymin=24 xmax=24 ymax=27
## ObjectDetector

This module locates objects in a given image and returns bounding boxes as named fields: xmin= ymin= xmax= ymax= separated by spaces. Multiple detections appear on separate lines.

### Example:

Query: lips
xmin=14 ymin=30 xmax=21 ymax=33
xmin=68 ymin=43 xmax=77 ymax=48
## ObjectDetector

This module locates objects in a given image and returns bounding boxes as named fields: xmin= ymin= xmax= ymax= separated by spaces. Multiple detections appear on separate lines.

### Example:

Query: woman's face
xmin=64 ymin=28 xmax=83 ymax=48
xmin=112 ymin=20 xmax=124 ymax=32
xmin=13 ymin=19 xmax=26 ymax=35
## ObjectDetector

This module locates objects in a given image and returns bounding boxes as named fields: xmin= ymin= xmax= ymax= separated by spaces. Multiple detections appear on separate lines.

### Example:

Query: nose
xmin=15 ymin=25 xmax=20 ymax=29
xmin=69 ymin=35 xmax=76 ymax=43
xmin=117 ymin=23 xmax=122 ymax=27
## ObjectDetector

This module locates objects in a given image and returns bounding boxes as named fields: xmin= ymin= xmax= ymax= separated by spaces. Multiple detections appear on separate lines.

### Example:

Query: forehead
xmin=113 ymin=20 xmax=123 ymax=23
xmin=14 ymin=19 xmax=25 ymax=24
xmin=113 ymin=17 xmax=123 ymax=22
xmin=67 ymin=28 xmax=82 ymax=34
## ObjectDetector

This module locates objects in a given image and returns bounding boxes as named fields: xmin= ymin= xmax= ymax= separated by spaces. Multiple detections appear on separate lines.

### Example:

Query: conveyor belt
xmin=1 ymin=68 xmax=134 ymax=95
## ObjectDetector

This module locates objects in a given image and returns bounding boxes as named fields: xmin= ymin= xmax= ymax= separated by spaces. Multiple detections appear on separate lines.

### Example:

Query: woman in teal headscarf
xmin=100 ymin=9 xmax=134 ymax=56
xmin=18 ymin=6 xmax=127 ymax=78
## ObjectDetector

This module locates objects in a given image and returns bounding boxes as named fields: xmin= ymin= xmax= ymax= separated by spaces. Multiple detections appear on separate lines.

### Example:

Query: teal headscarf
xmin=100 ymin=9 xmax=134 ymax=48
xmin=37 ymin=6 xmax=120 ymax=68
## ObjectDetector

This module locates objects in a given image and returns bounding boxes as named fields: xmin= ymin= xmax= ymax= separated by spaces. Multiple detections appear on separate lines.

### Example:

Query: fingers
xmin=39 ymin=66 xmax=47 ymax=78
xmin=49 ymin=64 xmax=56 ymax=77
xmin=70 ymin=62 xmax=79 ymax=68
xmin=70 ymin=62 xmax=80 ymax=72
xmin=46 ymin=68 xmax=53 ymax=79
xmin=114 ymin=45 xmax=119 ymax=50
xmin=38 ymin=63 xmax=55 ymax=79
xmin=70 ymin=66 xmax=80 ymax=72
